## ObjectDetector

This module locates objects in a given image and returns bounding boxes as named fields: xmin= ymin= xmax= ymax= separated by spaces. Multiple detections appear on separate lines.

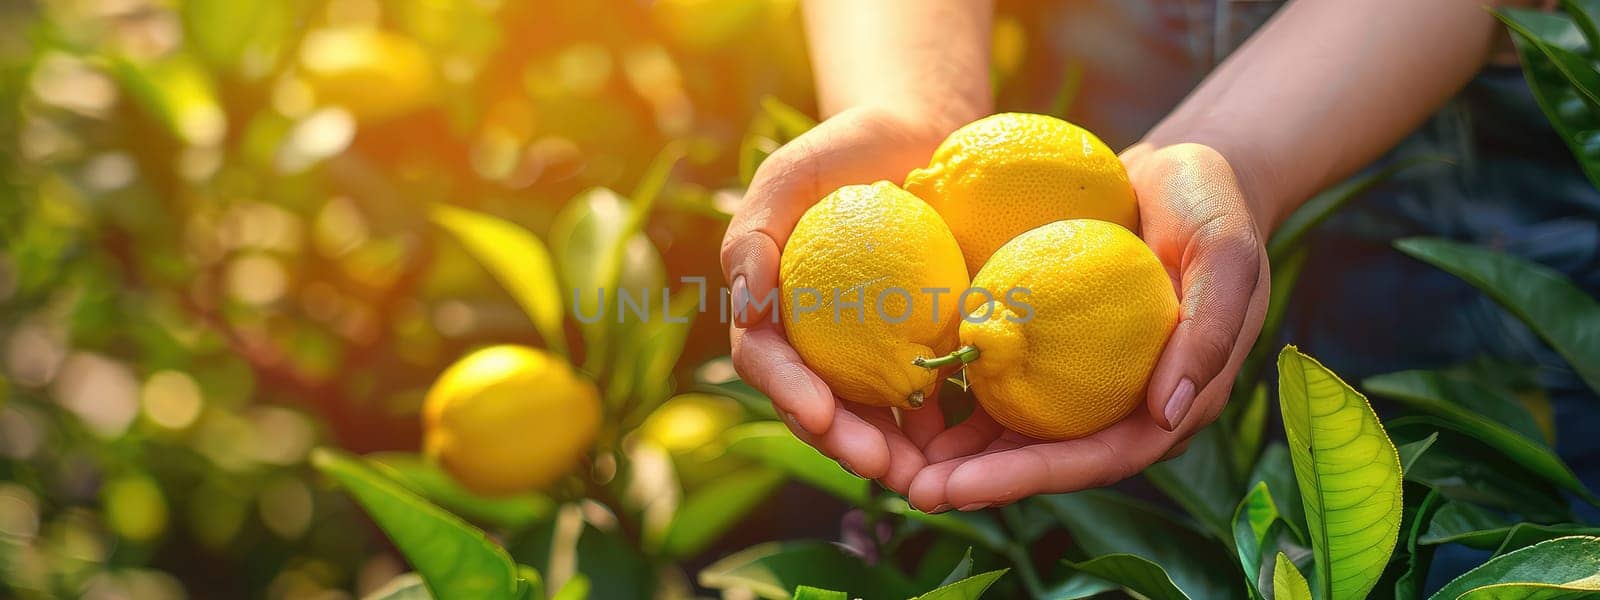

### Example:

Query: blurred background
xmin=0 ymin=0 xmax=1087 ymax=596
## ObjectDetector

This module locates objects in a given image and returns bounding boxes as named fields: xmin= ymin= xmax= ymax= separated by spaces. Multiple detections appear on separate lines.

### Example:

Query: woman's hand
xmin=720 ymin=104 xmax=973 ymax=493
xmin=906 ymin=142 xmax=1271 ymax=512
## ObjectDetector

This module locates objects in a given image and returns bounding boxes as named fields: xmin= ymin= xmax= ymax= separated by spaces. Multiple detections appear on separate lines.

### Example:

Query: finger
xmin=908 ymin=456 xmax=969 ymax=513
xmin=720 ymin=147 xmax=817 ymax=326
xmin=731 ymin=324 xmax=834 ymax=435
xmin=899 ymin=389 xmax=950 ymax=449
xmin=720 ymin=112 xmax=939 ymax=325
xmin=784 ymin=402 xmax=891 ymax=480
xmin=942 ymin=415 xmax=1180 ymax=509
xmin=1147 ymin=225 xmax=1267 ymax=432
xmin=923 ymin=408 xmax=1004 ymax=463
xmin=854 ymin=405 xmax=928 ymax=495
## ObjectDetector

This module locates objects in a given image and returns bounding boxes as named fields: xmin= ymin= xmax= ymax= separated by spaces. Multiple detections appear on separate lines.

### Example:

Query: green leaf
xmin=1392 ymin=425 xmax=1572 ymax=522
xmin=506 ymin=511 xmax=657 ymax=600
xmin=311 ymin=449 xmax=521 ymax=600
xmin=698 ymin=541 xmax=916 ymax=599
xmin=761 ymin=96 xmax=818 ymax=139
xmin=432 ymin=204 xmax=568 ymax=357
xmin=1365 ymin=369 xmax=1594 ymax=502
xmin=181 ymin=0 xmax=296 ymax=74
xmin=1498 ymin=8 xmax=1600 ymax=191
xmin=551 ymin=573 xmax=589 ymax=600
xmin=618 ymin=288 xmax=699 ymax=426
xmin=1428 ymin=536 xmax=1600 ymax=600
xmin=1561 ymin=0 xmax=1600 ymax=55
xmin=739 ymin=138 xmax=779 ymax=187
xmin=793 ymin=586 xmax=848 ymax=600
xmin=937 ymin=548 xmax=976 ymax=587
xmin=1277 ymin=346 xmax=1404 ymax=600
xmin=1249 ymin=443 xmax=1309 ymax=544
xmin=880 ymin=498 xmax=1008 ymax=552
xmin=915 ymin=569 xmax=1008 ymax=600
xmin=110 ymin=54 xmax=226 ymax=147
xmin=364 ymin=573 xmax=432 ymax=600
xmin=1397 ymin=432 xmax=1439 ymax=476
xmin=1037 ymin=490 xmax=1240 ymax=599
xmin=1232 ymin=383 xmax=1271 ymax=477
xmin=1369 ymin=369 xmax=1545 ymax=443
xmin=1266 ymin=155 xmax=1449 ymax=264
xmin=1500 ymin=10 xmax=1600 ymax=107
xmin=1271 ymin=553 xmax=1313 ymax=600
xmin=911 ymin=539 xmax=976 ymax=590
xmin=723 ymin=422 xmax=870 ymax=506
xmin=1394 ymin=488 xmax=1447 ymax=600
xmin=1063 ymin=554 xmax=1190 ymax=600
xmin=1394 ymin=238 xmax=1600 ymax=399
xmin=1420 ymin=501 xmax=1600 ymax=554
xmin=1145 ymin=424 xmax=1238 ymax=544
xmin=693 ymin=376 xmax=782 ymax=421
xmin=1233 ymin=482 xmax=1283 ymax=597
xmin=1041 ymin=573 xmax=1121 ymax=599
xmin=659 ymin=466 xmax=785 ymax=558
xmin=515 ymin=566 xmax=544 ymax=600
xmin=547 ymin=187 xmax=666 ymax=377
xmin=365 ymin=452 xmax=556 ymax=531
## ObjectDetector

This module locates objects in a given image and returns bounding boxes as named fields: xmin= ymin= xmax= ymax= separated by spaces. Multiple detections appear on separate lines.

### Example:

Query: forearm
xmin=803 ymin=0 xmax=994 ymax=131
xmin=1143 ymin=0 xmax=1507 ymax=234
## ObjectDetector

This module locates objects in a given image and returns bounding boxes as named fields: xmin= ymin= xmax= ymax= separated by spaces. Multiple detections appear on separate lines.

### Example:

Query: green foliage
xmin=432 ymin=204 xmax=569 ymax=357
xmin=1395 ymin=238 xmax=1600 ymax=398
xmin=310 ymin=449 xmax=536 ymax=600
xmin=1496 ymin=6 xmax=1600 ymax=190
xmin=724 ymin=421 xmax=872 ymax=505
xmin=8 ymin=2 xmax=1600 ymax=598
xmin=658 ymin=466 xmax=785 ymax=558
xmin=1365 ymin=369 xmax=1595 ymax=502
xmin=1040 ymin=490 xmax=1240 ymax=599
xmin=1271 ymin=553 xmax=1314 ymax=600
xmin=699 ymin=541 xmax=918 ymax=599
xmin=1428 ymin=536 xmax=1600 ymax=599
xmin=1278 ymin=347 xmax=1404 ymax=600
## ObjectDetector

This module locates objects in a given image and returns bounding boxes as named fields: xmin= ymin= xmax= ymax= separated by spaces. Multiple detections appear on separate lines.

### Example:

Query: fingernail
xmin=838 ymin=460 xmax=859 ymax=478
xmin=730 ymin=275 xmax=749 ymax=322
xmin=958 ymin=502 xmax=991 ymax=512
xmin=1162 ymin=378 xmax=1196 ymax=432
xmin=929 ymin=504 xmax=952 ymax=514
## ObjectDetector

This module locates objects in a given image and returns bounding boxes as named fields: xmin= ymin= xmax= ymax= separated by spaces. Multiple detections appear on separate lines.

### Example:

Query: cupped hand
xmin=906 ymin=142 xmax=1272 ymax=512
xmin=720 ymin=104 xmax=970 ymax=493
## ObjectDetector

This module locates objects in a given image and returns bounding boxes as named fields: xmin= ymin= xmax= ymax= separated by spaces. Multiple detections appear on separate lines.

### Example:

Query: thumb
xmin=1146 ymin=223 xmax=1268 ymax=432
xmin=720 ymin=109 xmax=941 ymax=325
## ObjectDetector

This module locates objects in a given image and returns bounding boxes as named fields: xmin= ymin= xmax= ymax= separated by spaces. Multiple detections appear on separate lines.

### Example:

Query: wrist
xmin=856 ymin=90 xmax=991 ymax=142
xmin=1140 ymin=120 xmax=1287 ymax=238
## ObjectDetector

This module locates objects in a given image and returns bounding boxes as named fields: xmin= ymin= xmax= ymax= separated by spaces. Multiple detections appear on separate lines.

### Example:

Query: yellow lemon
xmin=904 ymin=113 xmax=1137 ymax=274
xmin=299 ymin=27 xmax=434 ymax=121
xmin=918 ymin=220 xmax=1177 ymax=439
xmin=779 ymin=181 xmax=969 ymax=409
xmin=422 ymin=345 xmax=601 ymax=496
xmin=636 ymin=393 xmax=744 ymax=454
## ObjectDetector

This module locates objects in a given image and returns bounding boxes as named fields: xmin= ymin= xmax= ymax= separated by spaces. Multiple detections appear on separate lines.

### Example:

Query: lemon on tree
xmin=905 ymin=113 xmax=1138 ymax=273
xmin=635 ymin=393 xmax=747 ymax=487
xmin=422 ymin=345 xmax=601 ymax=496
xmin=917 ymin=220 xmax=1178 ymax=439
xmin=779 ymin=181 xmax=969 ymax=409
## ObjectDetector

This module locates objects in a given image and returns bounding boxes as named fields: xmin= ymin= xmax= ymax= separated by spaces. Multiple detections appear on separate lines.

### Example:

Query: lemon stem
xmin=913 ymin=345 xmax=981 ymax=370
